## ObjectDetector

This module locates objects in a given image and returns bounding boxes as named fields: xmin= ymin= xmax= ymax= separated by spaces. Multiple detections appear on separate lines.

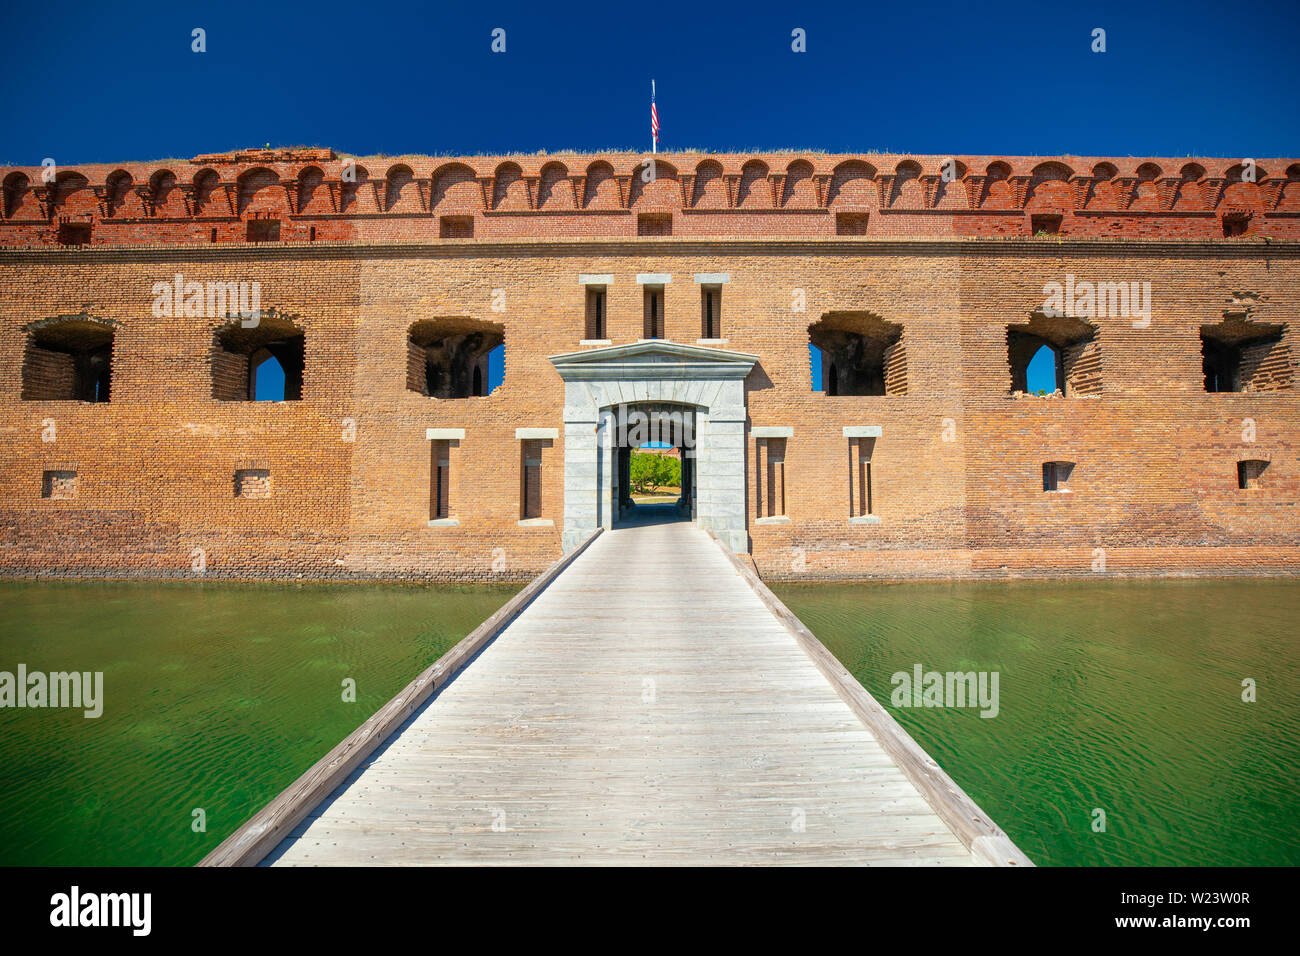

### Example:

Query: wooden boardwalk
xmin=257 ymin=507 xmax=1026 ymax=866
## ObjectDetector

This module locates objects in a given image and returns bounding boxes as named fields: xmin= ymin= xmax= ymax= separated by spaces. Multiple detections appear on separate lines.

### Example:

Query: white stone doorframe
xmin=550 ymin=341 xmax=759 ymax=553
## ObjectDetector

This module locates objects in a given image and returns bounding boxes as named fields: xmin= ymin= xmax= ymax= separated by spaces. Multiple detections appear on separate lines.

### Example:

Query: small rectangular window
xmin=1238 ymin=459 xmax=1267 ymax=490
xmin=1222 ymin=213 xmax=1249 ymax=238
xmin=521 ymin=439 xmax=543 ymax=519
xmin=431 ymin=440 xmax=451 ymax=518
xmin=57 ymin=222 xmax=91 ymax=246
xmin=42 ymin=470 xmax=78 ymax=499
xmin=851 ymin=438 xmax=874 ymax=517
xmin=440 ymin=216 xmax=473 ymax=238
xmin=757 ymin=438 xmax=787 ymax=517
xmin=1042 ymin=461 xmax=1074 ymax=492
xmin=246 ymin=219 xmax=281 ymax=242
xmin=643 ymin=287 xmax=664 ymax=339
xmin=835 ymin=212 xmax=869 ymax=235
xmin=586 ymin=286 xmax=607 ymax=339
xmin=701 ymin=287 xmax=721 ymax=339
xmin=234 ymin=468 xmax=272 ymax=498
xmin=1031 ymin=214 xmax=1063 ymax=235
xmin=638 ymin=213 xmax=671 ymax=236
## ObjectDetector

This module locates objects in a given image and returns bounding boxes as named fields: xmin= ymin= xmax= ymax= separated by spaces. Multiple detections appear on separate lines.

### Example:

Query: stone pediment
xmin=550 ymin=340 xmax=759 ymax=382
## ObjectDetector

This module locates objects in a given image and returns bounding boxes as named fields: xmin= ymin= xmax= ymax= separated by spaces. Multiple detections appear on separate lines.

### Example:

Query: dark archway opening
xmin=1200 ymin=316 xmax=1290 ymax=393
xmin=212 ymin=314 xmax=304 ymax=401
xmin=1007 ymin=312 xmax=1100 ymax=396
xmin=809 ymin=312 xmax=906 ymax=396
xmin=611 ymin=405 xmax=697 ymax=527
xmin=407 ymin=318 xmax=504 ymax=399
xmin=22 ymin=318 xmax=115 ymax=402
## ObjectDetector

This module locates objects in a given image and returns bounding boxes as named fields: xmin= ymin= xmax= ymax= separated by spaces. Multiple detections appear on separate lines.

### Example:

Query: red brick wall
xmin=1 ymin=148 xmax=1298 ymax=583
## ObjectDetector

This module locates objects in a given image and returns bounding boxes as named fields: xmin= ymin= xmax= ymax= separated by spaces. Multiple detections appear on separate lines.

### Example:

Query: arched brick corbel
xmin=1008 ymin=175 xmax=1031 ymax=209
xmin=476 ymin=176 xmax=495 ymax=210
xmin=722 ymin=173 xmax=741 ymax=208
xmin=1111 ymin=176 xmax=1139 ymax=210
xmin=1156 ymin=177 xmax=1180 ymax=212
xmin=324 ymin=180 xmax=341 ymax=213
xmin=133 ymin=184 xmax=154 ymax=217
xmin=569 ymin=174 xmax=586 ymax=208
xmin=91 ymin=185 xmax=110 ymax=218
xmin=415 ymin=177 xmax=431 ymax=213
xmin=1068 ymin=176 xmax=1092 ymax=210
xmin=220 ymin=183 xmax=238 ymax=216
xmin=33 ymin=184 xmax=55 ymax=219
xmin=179 ymin=183 xmax=199 ymax=217
xmin=920 ymin=174 xmax=941 ymax=209
xmin=1201 ymin=177 xmax=1228 ymax=210
xmin=279 ymin=181 xmax=298 ymax=215
xmin=875 ymin=174 xmax=896 ymax=208
xmin=768 ymin=173 xmax=785 ymax=207
xmin=677 ymin=173 xmax=695 ymax=207
xmin=524 ymin=175 xmax=540 ymax=210
xmin=962 ymin=174 xmax=987 ymax=209
xmin=614 ymin=174 xmax=632 ymax=208
xmin=1259 ymin=178 xmax=1286 ymax=210
xmin=812 ymin=174 xmax=831 ymax=208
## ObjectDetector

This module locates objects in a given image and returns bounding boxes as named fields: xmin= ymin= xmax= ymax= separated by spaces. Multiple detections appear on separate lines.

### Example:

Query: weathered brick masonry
xmin=1 ymin=148 xmax=1298 ymax=581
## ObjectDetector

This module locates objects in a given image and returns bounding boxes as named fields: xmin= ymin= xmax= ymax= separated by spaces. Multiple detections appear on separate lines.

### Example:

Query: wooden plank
xmin=706 ymin=528 xmax=1034 ymax=867
xmin=197 ymin=527 xmax=605 ymax=867
xmin=262 ymin=515 xmax=991 ymax=866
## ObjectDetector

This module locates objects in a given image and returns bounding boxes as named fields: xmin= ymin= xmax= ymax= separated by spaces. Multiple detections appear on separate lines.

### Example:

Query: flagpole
xmin=651 ymin=79 xmax=657 ymax=154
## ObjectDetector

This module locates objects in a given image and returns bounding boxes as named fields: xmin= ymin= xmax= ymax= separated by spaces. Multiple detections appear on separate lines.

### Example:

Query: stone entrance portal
xmin=550 ymin=341 xmax=758 ymax=553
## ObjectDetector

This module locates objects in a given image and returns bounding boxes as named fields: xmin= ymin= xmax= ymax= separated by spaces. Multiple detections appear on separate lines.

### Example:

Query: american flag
xmin=650 ymin=80 xmax=659 ymax=147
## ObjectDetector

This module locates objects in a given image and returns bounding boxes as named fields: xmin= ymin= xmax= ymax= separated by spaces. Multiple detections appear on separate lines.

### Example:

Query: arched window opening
xmin=212 ymin=313 xmax=304 ymax=401
xmin=1007 ymin=312 xmax=1100 ymax=396
xmin=808 ymin=312 xmax=906 ymax=396
xmin=1025 ymin=343 xmax=1062 ymax=394
xmin=21 ymin=316 xmax=116 ymax=402
xmin=250 ymin=349 xmax=288 ymax=401
xmin=407 ymin=318 xmax=504 ymax=399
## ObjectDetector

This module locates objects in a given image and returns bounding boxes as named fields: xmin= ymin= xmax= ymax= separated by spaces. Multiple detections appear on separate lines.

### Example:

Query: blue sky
xmin=2 ymin=0 xmax=1297 ymax=164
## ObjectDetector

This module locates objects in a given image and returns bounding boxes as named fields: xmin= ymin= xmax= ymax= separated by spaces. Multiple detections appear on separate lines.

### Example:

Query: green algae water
xmin=773 ymin=578 xmax=1300 ymax=866
xmin=0 ymin=580 xmax=517 ymax=866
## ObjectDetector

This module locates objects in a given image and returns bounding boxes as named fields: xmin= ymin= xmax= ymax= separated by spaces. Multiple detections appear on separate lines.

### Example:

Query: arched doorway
xmin=609 ymin=403 xmax=697 ymax=526
xmin=550 ymin=341 xmax=757 ymax=553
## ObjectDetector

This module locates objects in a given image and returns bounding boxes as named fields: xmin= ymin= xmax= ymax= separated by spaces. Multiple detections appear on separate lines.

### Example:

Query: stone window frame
xmin=845 ymin=426 xmax=882 ymax=524
xmin=752 ymin=426 xmax=792 ymax=525
xmin=426 ymin=428 xmax=465 ymax=526
xmin=579 ymin=274 xmax=613 ymax=345
xmin=637 ymin=274 xmax=671 ymax=341
xmin=695 ymin=273 xmax=730 ymax=344
xmin=516 ymin=428 xmax=557 ymax=527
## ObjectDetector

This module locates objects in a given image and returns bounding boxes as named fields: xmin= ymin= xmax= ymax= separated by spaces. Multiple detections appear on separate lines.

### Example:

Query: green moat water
xmin=773 ymin=578 xmax=1300 ymax=866
xmin=1 ymin=577 xmax=1296 ymax=866
xmin=0 ymin=580 xmax=518 ymax=866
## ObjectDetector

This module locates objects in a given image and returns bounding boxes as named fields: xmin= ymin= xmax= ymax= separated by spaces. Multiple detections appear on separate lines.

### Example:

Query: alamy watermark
xmin=602 ymin=403 xmax=697 ymax=457
xmin=151 ymin=273 xmax=260 ymax=323
xmin=890 ymin=664 xmax=999 ymax=718
xmin=1 ymin=664 xmax=103 ymax=718
xmin=50 ymin=886 xmax=150 ymax=936
xmin=1042 ymin=274 xmax=1152 ymax=328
